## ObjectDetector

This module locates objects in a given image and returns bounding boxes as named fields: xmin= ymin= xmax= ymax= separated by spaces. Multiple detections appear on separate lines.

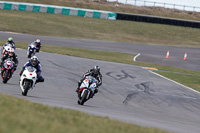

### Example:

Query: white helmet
xmin=4 ymin=46 xmax=14 ymax=56
xmin=36 ymin=39 xmax=40 ymax=44
xmin=30 ymin=56 xmax=38 ymax=66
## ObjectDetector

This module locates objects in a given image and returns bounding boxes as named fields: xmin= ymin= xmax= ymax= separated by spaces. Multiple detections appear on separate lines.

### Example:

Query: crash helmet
xmin=8 ymin=37 xmax=13 ymax=43
xmin=30 ymin=56 xmax=38 ymax=66
xmin=35 ymin=39 xmax=40 ymax=44
xmin=5 ymin=46 xmax=14 ymax=56
xmin=93 ymin=65 xmax=100 ymax=74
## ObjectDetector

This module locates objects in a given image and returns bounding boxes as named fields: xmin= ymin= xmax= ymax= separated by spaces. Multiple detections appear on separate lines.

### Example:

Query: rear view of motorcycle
xmin=77 ymin=76 xmax=97 ymax=105
xmin=1 ymin=58 xmax=15 ymax=83
xmin=27 ymin=43 xmax=36 ymax=58
xmin=19 ymin=66 xmax=37 ymax=96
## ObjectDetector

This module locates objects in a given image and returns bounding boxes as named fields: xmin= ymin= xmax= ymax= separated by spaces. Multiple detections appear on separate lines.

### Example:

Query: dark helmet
xmin=93 ymin=65 xmax=100 ymax=74
xmin=30 ymin=56 xmax=38 ymax=66
xmin=8 ymin=37 xmax=13 ymax=43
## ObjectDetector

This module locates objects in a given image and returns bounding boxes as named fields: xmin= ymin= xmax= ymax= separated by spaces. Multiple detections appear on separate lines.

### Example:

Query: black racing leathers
xmin=82 ymin=69 xmax=102 ymax=87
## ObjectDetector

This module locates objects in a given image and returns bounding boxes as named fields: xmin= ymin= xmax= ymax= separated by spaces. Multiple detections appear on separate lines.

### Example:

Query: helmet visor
xmin=8 ymin=52 xmax=13 ymax=56
xmin=94 ymin=69 xmax=98 ymax=74
xmin=31 ymin=60 xmax=37 ymax=66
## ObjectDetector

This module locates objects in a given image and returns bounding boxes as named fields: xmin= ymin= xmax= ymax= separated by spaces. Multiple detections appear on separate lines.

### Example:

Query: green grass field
xmin=4 ymin=0 xmax=200 ymax=21
xmin=0 ymin=10 xmax=200 ymax=47
xmin=0 ymin=94 xmax=169 ymax=133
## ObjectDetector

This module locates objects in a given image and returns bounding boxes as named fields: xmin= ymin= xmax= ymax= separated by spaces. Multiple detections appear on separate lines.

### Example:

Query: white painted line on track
xmin=133 ymin=53 xmax=140 ymax=61
xmin=149 ymin=70 xmax=200 ymax=95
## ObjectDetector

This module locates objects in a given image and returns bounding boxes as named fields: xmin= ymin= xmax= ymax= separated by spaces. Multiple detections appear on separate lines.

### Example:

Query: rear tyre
xmin=80 ymin=91 xmax=88 ymax=105
xmin=22 ymin=81 xmax=30 ymax=96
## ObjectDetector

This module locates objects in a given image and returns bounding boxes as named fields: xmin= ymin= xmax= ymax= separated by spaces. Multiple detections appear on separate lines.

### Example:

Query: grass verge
xmin=0 ymin=94 xmax=168 ymax=133
xmin=3 ymin=0 xmax=200 ymax=21
xmin=0 ymin=10 xmax=200 ymax=47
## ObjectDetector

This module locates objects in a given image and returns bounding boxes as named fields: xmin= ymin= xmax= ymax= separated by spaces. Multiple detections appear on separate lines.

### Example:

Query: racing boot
xmin=76 ymin=87 xmax=79 ymax=92
xmin=90 ymin=89 xmax=98 ymax=98
xmin=76 ymin=81 xmax=81 ymax=92
xmin=94 ymin=88 xmax=98 ymax=94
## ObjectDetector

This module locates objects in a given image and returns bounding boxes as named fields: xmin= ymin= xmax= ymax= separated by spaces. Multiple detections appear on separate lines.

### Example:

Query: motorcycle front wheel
xmin=79 ymin=90 xmax=88 ymax=105
xmin=22 ymin=81 xmax=30 ymax=96
xmin=2 ymin=71 xmax=9 ymax=83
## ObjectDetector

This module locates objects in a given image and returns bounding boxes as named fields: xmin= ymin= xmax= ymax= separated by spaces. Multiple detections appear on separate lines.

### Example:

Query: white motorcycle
xmin=77 ymin=76 xmax=98 ymax=105
xmin=19 ymin=66 xmax=37 ymax=96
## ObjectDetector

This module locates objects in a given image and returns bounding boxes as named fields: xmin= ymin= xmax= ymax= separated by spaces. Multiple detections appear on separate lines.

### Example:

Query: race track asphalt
xmin=0 ymin=48 xmax=200 ymax=133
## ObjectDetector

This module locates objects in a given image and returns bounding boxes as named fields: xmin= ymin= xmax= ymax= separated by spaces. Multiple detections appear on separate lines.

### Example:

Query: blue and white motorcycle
xmin=77 ymin=76 xmax=98 ymax=105
xmin=27 ymin=43 xmax=36 ymax=58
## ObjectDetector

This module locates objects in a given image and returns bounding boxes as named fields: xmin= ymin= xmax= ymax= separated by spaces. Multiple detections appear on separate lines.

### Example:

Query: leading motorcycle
xmin=1 ymin=58 xmax=15 ymax=83
xmin=77 ymin=76 xmax=98 ymax=105
xmin=19 ymin=66 xmax=37 ymax=96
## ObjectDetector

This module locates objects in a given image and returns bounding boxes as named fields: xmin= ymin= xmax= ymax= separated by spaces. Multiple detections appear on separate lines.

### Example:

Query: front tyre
xmin=22 ymin=81 xmax=30 ymax=96
xmin=80 ymin=90 xmax=88 ymax=105
xmin=3 ymin=71 xmax=9 ymax=83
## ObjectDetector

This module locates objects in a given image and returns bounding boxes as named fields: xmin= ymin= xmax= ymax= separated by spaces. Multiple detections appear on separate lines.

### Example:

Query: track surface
xmin=0 ymin=31 xmax=200 ymax=71
xmin=0 ymin=49 xmax=200 ymax=133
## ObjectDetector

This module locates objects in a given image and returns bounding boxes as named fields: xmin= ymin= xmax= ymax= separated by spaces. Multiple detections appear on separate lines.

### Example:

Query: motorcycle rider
xmin=3 ymin=37 xmax=16 ymax=50
xmin=0 ymin=47 xmax=18 ymax=72
xmin=76 ymin=65 xmax=102 ymax=97
xmin=20 ymin=56 xmax=44 ymax=83
xmin=30 ymin=39 xmax=42 ymax=52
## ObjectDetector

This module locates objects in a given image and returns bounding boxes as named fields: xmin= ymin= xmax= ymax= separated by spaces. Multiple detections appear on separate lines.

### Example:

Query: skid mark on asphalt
xmin=123 ymin=82 xmax=154 ymax=105
xmin=136 ymin=82 xmax=154 ymax=94
xmin=106 ymin=70 xmax=135 ymax=80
